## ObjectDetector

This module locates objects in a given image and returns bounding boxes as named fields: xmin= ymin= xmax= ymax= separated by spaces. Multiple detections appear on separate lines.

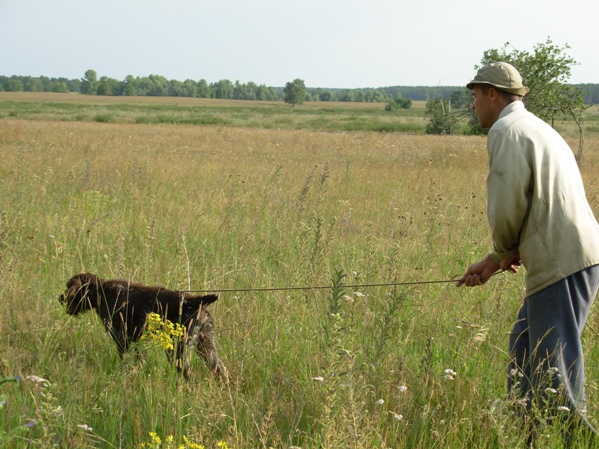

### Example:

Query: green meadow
xmin=1 ymin=93 xmax=599 ymax=448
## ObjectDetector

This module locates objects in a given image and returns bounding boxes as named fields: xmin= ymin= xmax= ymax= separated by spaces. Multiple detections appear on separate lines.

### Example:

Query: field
xmin=2 ymin=93 xmax=599 ymax=448
xmin=0 ymin=92 xmax=428 ymax=134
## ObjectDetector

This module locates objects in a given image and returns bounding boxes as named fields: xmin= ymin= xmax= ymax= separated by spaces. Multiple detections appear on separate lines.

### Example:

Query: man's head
xmin=467 ymin=62 xmax=529 ymax=96
xmin=467 ymin=62 xmax=529 ymax=128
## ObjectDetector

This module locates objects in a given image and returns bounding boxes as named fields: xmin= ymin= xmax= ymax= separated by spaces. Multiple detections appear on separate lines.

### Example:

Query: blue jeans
xmin=508 ymin=265 xmax=599 ymax=440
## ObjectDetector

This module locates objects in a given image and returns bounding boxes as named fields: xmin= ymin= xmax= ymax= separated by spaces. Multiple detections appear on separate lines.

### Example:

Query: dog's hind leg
xmin=176 ymin=321 xmax=201 ymax=379
xmin=196 ymin=314 xmax=229 ymax=383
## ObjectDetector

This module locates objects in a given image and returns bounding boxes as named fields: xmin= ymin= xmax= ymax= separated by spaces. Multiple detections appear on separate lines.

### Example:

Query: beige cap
xmin=466 ymin=62 xmax=530 ymax=96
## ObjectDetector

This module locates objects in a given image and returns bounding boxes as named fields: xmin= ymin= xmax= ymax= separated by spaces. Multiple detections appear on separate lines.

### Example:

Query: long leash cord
xmin=182 ymin=270 xmax=507 ymax=294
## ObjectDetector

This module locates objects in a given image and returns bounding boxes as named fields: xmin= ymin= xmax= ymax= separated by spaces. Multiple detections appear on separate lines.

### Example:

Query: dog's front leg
xmin=105 ymin=319 xmax=129 ymax=358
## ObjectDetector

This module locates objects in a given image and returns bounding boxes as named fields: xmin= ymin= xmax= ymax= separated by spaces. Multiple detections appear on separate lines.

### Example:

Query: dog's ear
xmin=63 ymin=275 xmax=96 ymax=314
xmin=66 ymin=276 xmax=83 ymax=301
xmin=67 ymin=274 xmax=82 ymax=288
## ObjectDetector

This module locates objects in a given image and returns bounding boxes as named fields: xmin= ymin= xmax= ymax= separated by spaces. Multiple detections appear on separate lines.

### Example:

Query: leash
xmin=183 ymin=270 xmax=507 ymax=294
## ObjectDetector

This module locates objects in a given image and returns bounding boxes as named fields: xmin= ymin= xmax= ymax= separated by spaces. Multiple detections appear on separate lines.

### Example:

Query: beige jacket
xmin=486 ymin=101 xmax=599 ymax=296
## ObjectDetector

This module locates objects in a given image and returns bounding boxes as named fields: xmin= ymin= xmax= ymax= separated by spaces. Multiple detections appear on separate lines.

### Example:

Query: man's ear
xmin=488 ymin=86 xmax=498 ymax=101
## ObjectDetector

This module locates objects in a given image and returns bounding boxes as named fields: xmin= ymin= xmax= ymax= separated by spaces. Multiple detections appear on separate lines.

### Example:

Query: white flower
xmin=311 ymin=376 xmax=324 ymax=382
xmin=544 ymin=388 xmax=558 ymax=394
xmin=509 ymin=368 xmax=524 ymax=378
xmin=393 ymin=414 xmax=403 ymax=421
xmin=77 ymin=424 xmax=93 ymax=432
xmin=444 ymin=369 xmax=457 ymax=377
xmin=558 ymin=406 xmax=571 ymax=412
xmin=443 ymin=375 xmax=455 ymax=381
xmin=353 ymin=292 xmax=365 ymax=298
xmin=473 ymin=330 xmax=487 ymax=342
xmin=398 ymin=385 xmax=408 ymax=393
xmin=26 ymin=375 xmax=48 ymax=386
xmin=375 ymin=399 xmax=384 ymax=406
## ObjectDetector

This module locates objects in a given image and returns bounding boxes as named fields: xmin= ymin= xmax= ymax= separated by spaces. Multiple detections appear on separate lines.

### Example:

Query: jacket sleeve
xmin=486 ymin=128 xmax=532 ymax=265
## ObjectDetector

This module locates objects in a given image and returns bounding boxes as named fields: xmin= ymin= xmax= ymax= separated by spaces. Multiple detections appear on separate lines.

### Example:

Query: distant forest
xmin=2 ymin=71 xmax=599 ymax=104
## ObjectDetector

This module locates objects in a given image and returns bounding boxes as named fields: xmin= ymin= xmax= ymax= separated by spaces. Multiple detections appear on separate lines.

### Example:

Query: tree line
xmin=0 ymin=71 xmax=404 ymax=102
xmin=4 ymin=69 xmax=596 ymax=104
xmin=2 ymin=51 xmax=598 ymax=107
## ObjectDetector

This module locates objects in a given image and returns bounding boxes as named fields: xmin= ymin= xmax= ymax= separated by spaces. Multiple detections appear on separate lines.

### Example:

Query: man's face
xmin=471 ymin=85 xmax=493 ymax=129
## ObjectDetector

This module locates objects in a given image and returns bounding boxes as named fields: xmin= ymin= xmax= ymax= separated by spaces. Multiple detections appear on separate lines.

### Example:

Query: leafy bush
xmin=385 ymin=96 xmax=412 ymax=111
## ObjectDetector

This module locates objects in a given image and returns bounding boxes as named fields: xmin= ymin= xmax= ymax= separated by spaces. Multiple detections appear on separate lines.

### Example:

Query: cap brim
xmin=466 ymin=81 xmax=529 ymax=96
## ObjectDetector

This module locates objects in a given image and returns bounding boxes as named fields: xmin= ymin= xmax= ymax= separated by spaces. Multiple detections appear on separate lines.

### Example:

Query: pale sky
xmin=1 ymin=0 xmax=597 ymax=89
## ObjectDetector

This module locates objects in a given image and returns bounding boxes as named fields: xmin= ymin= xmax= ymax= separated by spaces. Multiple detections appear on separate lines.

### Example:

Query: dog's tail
xmin=188 ymin=293 xmax=218 ymax=307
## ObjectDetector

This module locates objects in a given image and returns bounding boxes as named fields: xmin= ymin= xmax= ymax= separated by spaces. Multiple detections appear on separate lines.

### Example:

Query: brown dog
xmin=59 ymin=273 xmax=228 ymax=381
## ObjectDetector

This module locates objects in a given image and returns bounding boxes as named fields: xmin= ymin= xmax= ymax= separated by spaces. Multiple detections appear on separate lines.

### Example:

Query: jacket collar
xmin=499 ymin=100 xmax=525 ymax=120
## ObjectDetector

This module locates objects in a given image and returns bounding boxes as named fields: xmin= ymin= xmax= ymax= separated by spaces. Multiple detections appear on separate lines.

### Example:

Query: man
xmin=457 ymin=62 xmax=599 ymax=444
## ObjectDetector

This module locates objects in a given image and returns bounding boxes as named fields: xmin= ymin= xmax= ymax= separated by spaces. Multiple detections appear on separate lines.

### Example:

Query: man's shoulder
xmin=490 ymin=103 xmax=570 ymax=154
xmin=494 ymin=103 xmax=543 ymax=132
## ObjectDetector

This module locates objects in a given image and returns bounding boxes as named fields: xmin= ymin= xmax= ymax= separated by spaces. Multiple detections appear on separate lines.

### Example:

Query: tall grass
xmin=1 ymin=117 xmax=599 ymax=448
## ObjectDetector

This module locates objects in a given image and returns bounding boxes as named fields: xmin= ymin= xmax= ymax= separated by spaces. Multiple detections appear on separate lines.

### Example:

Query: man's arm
xmin=456 ymin=253 xmax=521 ymax=287
xmin=486 ymin=129 xmax=531 ymax=261
xmin=456 ymin=255 xmax=500 ymax=287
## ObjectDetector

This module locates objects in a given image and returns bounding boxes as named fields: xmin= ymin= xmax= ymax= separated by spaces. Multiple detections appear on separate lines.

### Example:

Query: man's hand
xmin=501 ymin=254 xmax=521 ymax=274
xmin=456 ymin=256 xmax=500 ymax=287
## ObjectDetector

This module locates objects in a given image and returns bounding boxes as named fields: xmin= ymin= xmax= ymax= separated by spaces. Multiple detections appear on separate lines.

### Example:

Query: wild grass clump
xmin=0 ymin=117 xmax=598 ymax=447
xmin=93 ymin=113 xmax=113 ymax=123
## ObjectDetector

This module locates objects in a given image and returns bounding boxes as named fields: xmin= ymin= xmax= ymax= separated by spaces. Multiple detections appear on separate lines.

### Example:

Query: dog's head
xmin=59 ymin=273 xmax=100 ymax=315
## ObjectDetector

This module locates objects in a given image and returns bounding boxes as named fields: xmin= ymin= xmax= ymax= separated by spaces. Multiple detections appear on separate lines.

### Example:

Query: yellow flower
xmin=141 ymin=313 xmax=186 ymax=351
xmin=149 ymin=431 xmax=162 ymax=444
xmin=183 ymin=436 xmax=205 ymax=449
